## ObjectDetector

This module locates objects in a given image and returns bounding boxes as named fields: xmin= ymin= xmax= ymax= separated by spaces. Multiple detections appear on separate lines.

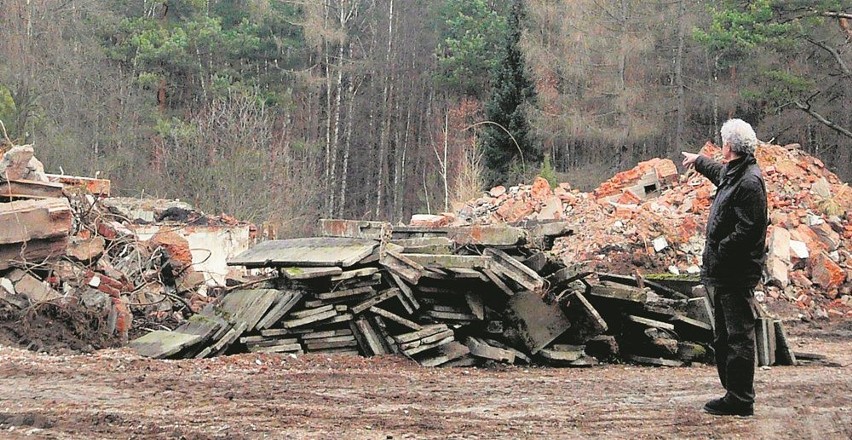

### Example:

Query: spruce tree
xmin=481 ymin=0 xmax=540 ymax=187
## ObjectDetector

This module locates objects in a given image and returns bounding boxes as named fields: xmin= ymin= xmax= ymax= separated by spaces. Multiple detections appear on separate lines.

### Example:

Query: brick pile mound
xmin=454 ymin=142 xmax=852 ymax=320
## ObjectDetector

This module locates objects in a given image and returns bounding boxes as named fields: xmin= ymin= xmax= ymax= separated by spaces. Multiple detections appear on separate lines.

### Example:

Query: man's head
xmin=720 ymin=119 xmax=757 ymax=160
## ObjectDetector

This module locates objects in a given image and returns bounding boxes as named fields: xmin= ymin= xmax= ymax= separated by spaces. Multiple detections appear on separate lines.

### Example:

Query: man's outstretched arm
xmin=682 ymin=151 xmax=723 ymax=187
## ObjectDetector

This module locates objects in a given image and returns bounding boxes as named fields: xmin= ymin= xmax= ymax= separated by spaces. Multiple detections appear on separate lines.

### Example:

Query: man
xmin=682 ymin=118 xmax=768 ymax=417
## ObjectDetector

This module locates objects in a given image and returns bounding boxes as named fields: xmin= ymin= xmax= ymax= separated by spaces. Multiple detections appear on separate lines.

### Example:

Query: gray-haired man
xmin=682 ymin=119 xmax=768 ymax=417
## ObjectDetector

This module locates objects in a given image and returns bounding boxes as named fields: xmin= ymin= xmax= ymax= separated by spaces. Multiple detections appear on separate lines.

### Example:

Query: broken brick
xmin=810 ymin=251 xmax=846 ymax=290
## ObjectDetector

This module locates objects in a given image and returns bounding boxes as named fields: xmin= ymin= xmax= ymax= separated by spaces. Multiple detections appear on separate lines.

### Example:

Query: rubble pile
xmin=1 ymin=145 xmax=255 ymax=350
xmin=453 ymin=142 xmax=852 ymax=319
xmin=130 ymin=219 xmax=794 ymax=368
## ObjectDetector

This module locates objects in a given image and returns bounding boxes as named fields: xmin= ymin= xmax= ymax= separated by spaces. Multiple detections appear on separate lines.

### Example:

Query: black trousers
xmin=707 ymin=285 xmax=758 ymax=407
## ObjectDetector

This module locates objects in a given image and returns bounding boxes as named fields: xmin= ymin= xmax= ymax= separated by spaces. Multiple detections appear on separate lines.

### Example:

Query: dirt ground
xmin=0 ymin=321 xmax=849 ymax=440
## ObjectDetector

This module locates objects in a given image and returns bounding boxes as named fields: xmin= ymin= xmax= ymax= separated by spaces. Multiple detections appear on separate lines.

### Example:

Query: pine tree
xmin=481 ymin=0 xmax=540 ymax=187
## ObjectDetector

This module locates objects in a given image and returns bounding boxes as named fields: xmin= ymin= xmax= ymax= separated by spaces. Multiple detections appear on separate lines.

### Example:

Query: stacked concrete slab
xmin=129 ymin=219 xmax=796 ymax=368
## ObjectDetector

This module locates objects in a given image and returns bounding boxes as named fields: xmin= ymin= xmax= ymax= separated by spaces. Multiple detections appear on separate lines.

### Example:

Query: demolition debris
xmin=2 ymin=139 xmax=850 ymax=367
xmin=128 ymin=219 xmax=795 ymax=369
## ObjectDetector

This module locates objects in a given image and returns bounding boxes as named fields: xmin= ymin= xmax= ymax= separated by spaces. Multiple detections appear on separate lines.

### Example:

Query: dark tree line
xmin=1 ymin=0 xmax=849 ymax=235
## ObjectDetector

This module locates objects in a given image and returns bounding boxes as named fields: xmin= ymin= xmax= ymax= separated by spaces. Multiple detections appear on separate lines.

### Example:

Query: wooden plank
xmin=329 ymin=267 xmax=380 ymax=282
xmin=289 ymin=305 xmax=335 ymax=319
xmin=410 ymin=329 xmax=454 ymax=348
xmin=394 ymin=324 xmax=449 ymax=344
xmin=195 ymin=321 xmax=248 ymax=358
xmin=315 ymin=286 xmax=375 ymax=300
xmin=627 ymin=315 xmax=676 ymax=331
xmin=446 ymin=268 xmax=487 ymax=280
xmin=755 ymin=318 xmax=776 ymax=367
xmin=484 ymin=248 xmax=544 ymax=292
xmin=217 ymin=289 xmax=284 ymax=332
xmin=403 ymin=253 xmax=492 ymax=270
xmin=260 ymin=328 xmax=311 ymax=337
xmin=309 ymin=313 xmax=352 ymax=326
xmin=304 ymin=338 xmax=359 ymax=350
xmin=380 ymin=250 xmax=424 ymax=285
xmin=418 ymin=342 xmax=470 ymax=367
xmin=281 ymin=266 xmax=343 ymax=280
xmin=599 ymin=273 xmax=689 ymax=300
xmin=280 ymin=310 xmax=338 ymax=328
xmin=394 ymin=291 xmax=416 ymax=315
xmin=256 ymin=290 xmax=304 ymax=330
xmin=240 ymin=335 xmax=299 ymax=345
xmin=686 ymin=296 xmax=714 ymax=331
xmin=546 ymin=264 xmax=594 ymax=290
xmin=247 ymin=343 xmax=303 ymax=354
xmin=352 ymin=316 xmax=388 ymax=355
xmin=588 ymin=283 xmax=647 ymax=305
xmin=0 ymin=179 xmax=64 ymax=200
xmin=129 ymin=331 xmax=204 ymax=359
xmin=773 ymin=320 xmax=796 ymax=366
xmin=351 ymin=288 xmax=400 ymax=315
xmin=303 ymin=335 xmax=356 ymax=344
xmin=466 ymin=337 xmax=515 ymax=363
xmin=389 ymin=237 xmax=454 ymax=254
xmin=300 ymin=329 xmax=353 ymax=340
xmin=309 ymin=348 xmax=360 ymax=356
xmin=369 ymin=306 xmax=422 ymax=331
xmin=332 ymin=274 xmax=383 ymax=290
xmin=174 ymin=313 xmax=228 ymax=348
xmin=671 ymin=314 xmax=713 ymax=342
xmin=370 ymin=316 xmax=398 ymax=354
xmin=561 ymin=292 xmax=608 ymax=344
xmin=420 ymin=268 xmax=452 ymax=280
xmin=425 ymin=310 xmax=478 ymax=321
xmin=303 ymin=296 xmax=366 ymax=308
xmin=228 ymin=237 xmax=378 ymax=268
xmin=403 ymin=335 xmax=455 ymax=356
xmin=482 ymin=269 xmax=516 ymax=296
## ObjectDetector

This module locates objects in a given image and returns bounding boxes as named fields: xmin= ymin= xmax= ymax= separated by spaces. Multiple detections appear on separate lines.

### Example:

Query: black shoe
xmin=703 ymin=397 xmax=754 ymax=416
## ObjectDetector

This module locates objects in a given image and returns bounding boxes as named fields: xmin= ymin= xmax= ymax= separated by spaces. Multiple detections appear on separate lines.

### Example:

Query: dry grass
xmin=557 ymin=161 xmax=613 ymax=191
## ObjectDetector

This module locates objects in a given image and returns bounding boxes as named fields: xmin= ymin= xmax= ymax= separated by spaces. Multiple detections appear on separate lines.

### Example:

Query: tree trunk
xmin=338 ymin=70 xmax=358 ymax=218
xmin=674 ymin=0 xmax=686 ymax=155
xmin=329 ymin=36 xmax=345 ymax=216
xmin=374 ymin=0 xmax=394 ymax=219
xmin=323 ymin=0 xmax=333 ymax=216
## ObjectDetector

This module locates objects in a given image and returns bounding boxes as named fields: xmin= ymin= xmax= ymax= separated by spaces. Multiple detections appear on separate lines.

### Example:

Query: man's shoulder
xmin=736 ymin=167 xmax=767 ymax=197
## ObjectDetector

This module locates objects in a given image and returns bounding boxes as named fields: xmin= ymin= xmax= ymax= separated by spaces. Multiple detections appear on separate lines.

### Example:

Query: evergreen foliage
xmin=433 ymin=0 xmax=508 ymax=98
xmin=481 ymin=0 xmax=540 ymax=187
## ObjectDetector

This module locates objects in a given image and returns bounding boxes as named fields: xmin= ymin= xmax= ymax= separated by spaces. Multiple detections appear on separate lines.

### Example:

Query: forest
xmin=1 ymin=0 xmax=850 ymax=236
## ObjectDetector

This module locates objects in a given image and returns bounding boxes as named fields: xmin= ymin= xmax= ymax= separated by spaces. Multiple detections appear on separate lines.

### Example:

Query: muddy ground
xmin=0 ymin=320 xmax=849 ymax=440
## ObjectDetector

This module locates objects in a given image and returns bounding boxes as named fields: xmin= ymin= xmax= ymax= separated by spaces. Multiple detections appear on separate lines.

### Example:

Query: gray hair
xmin=721 ymin=119 xmax=757 ymax=155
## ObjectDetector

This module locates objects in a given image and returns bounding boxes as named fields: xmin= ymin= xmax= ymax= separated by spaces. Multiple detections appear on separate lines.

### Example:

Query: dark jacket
xmin=694 ymin=154 xmax=768 ymax=288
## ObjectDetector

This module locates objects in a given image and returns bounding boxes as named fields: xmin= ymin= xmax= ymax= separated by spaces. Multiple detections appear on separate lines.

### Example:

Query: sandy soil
xmin=0 ymin=322 xmax=850 ymax=440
